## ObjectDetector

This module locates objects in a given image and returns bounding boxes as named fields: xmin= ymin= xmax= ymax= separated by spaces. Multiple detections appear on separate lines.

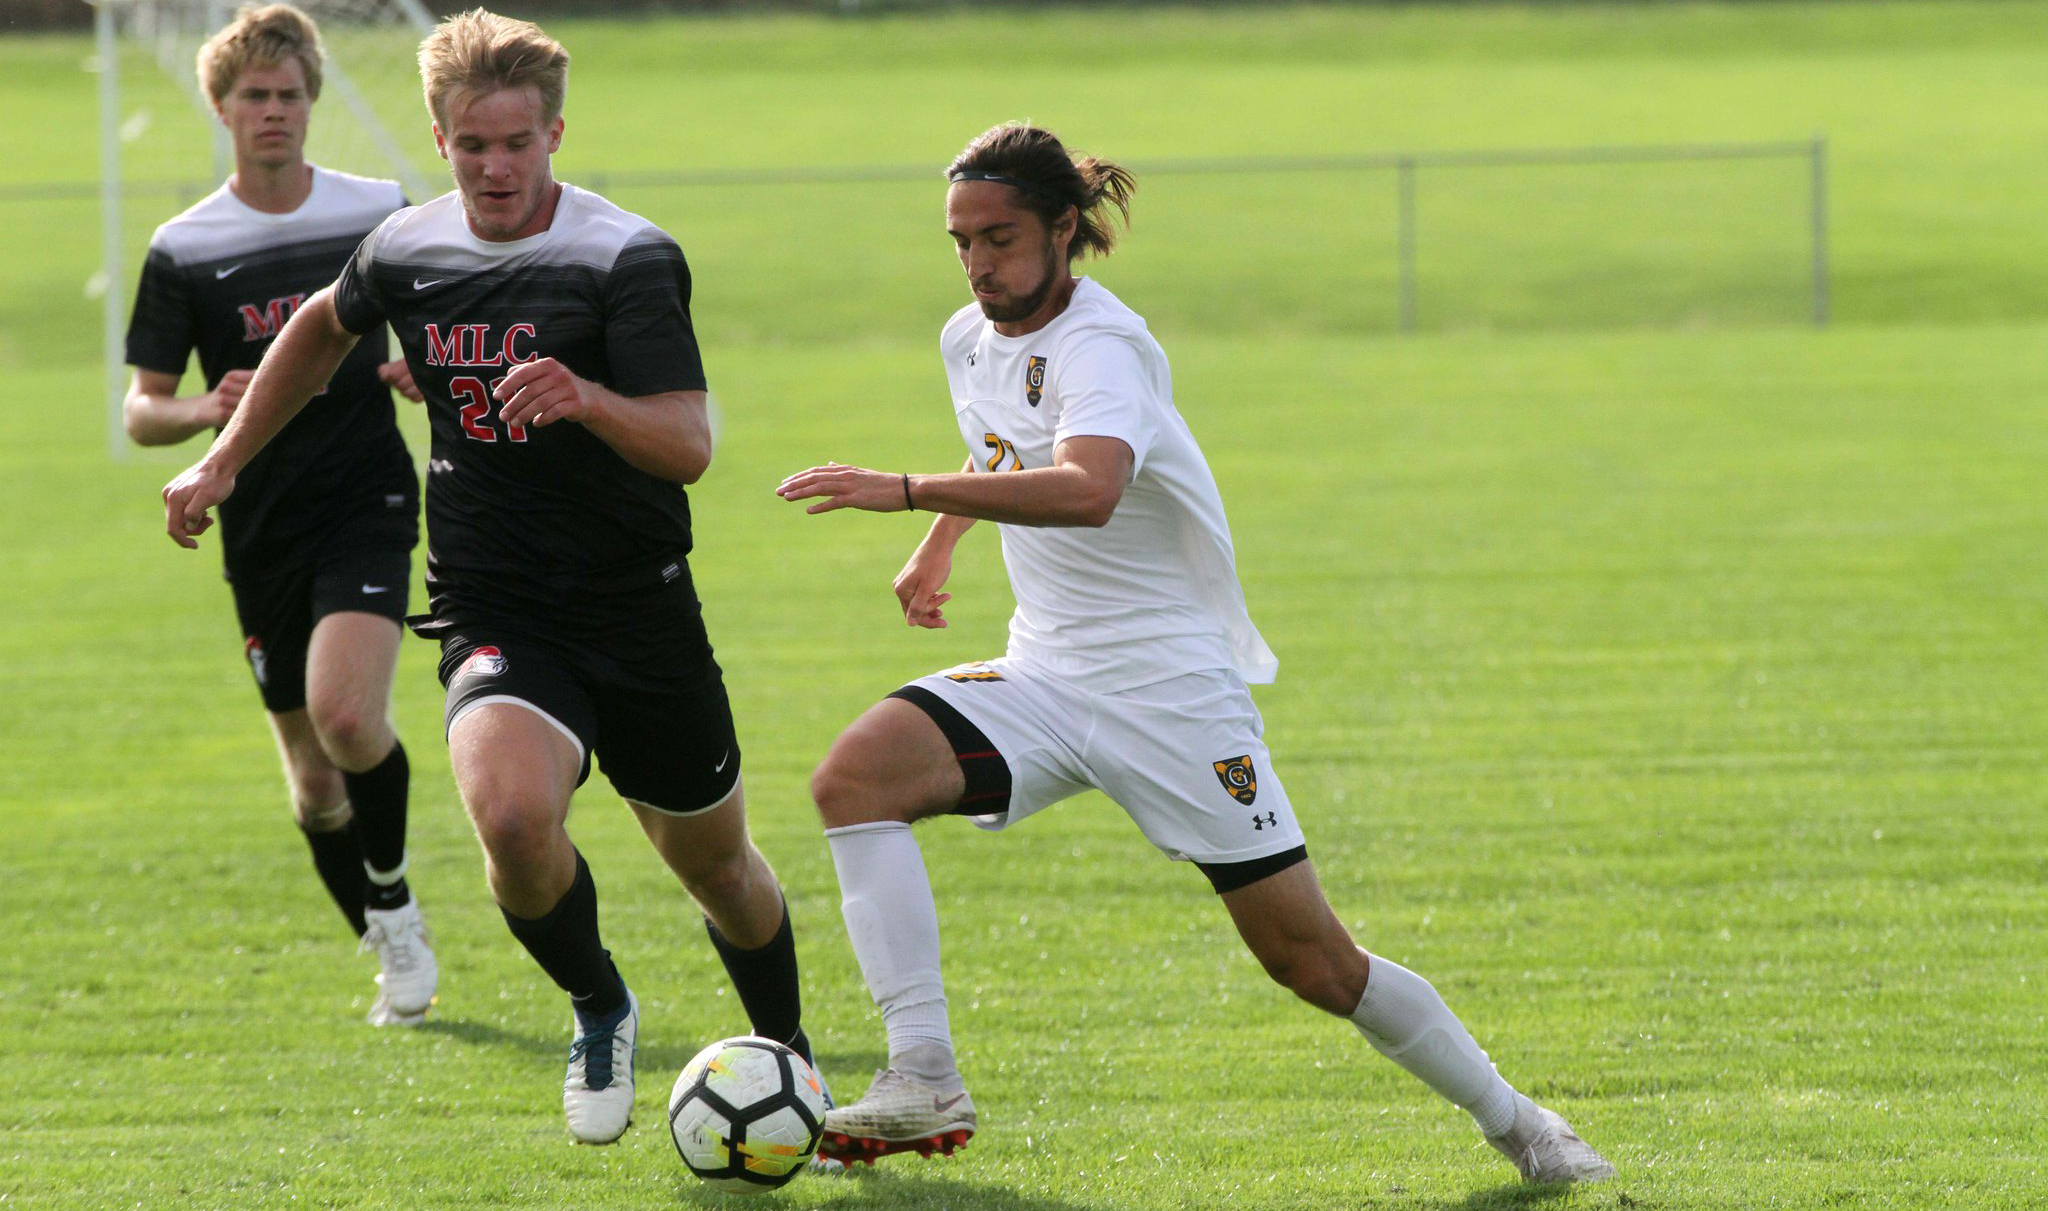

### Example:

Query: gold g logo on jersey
xmin=1213 ymin=755 xmax=1258 ymax=805
xmin=1025 ymin=355 xmax=1046 ymax=407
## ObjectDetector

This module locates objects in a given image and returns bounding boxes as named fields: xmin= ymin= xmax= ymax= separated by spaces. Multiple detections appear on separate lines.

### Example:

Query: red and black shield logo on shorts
xmin=1025 ymin=355 xmax=1046 ymax=407
xmin=1213 ymin=755 xmax=1257 ymax=805
xmin=457 ymin=645 xmax=507 ymax=680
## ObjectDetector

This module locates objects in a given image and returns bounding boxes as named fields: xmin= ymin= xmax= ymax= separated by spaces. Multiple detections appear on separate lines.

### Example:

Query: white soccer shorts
xmin=902 ymin=658 xmax=1304 ymax=865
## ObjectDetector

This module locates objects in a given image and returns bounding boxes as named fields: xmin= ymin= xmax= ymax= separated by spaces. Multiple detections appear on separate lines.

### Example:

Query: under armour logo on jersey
xmin=1213 ymin=755 xmax=1258 ymax=805
xmin=1252 ymin=811 xmax=1277 ymax=830
xmin=1025 ymin=355 xmax=1047 ymax=407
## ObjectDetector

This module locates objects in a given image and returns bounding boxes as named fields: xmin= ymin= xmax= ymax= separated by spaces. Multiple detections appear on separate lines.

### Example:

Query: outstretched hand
xmin=776 ymin=462 xmax=914 ymax=514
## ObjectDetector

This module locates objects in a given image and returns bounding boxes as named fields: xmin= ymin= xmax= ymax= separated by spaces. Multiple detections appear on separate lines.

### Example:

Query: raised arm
xmin=161 ymin=287 xmax=361 ymax=547
xmin=777 ymin=435 xmax=1132 ymax=529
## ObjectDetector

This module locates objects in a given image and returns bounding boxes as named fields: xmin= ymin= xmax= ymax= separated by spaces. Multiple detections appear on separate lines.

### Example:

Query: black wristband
xmin=902 ymin=472 xmax=915 ymax=511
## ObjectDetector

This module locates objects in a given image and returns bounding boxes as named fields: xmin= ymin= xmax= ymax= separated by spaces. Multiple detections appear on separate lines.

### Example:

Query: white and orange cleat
xmin=820 ymin=1068 xmax=976 ymax=1164
xmin=1486 ymin=1096 xmax=1616 ymax=1184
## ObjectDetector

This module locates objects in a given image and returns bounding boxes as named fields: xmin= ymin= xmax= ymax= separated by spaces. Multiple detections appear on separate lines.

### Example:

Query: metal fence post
xmin=1810 ymin=134 xmax=1829 ymax=327
xmin=96 ymin=0 xmax=127 ymax=461
xmin=1397 ymin=155 xmax=1417 ymax=334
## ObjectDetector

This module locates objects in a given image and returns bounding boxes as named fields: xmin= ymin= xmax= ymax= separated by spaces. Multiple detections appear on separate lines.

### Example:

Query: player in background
xmin=777 ymin=122 xmax=1617 ymax=1185
xmin=126 ymin=4 xmax=434 ymax=1028
xmin=163 ymin=8 xmax=820 ymax=1147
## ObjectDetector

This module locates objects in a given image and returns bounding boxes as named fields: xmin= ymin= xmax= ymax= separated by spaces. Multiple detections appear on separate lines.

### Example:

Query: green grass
xmin=3 ymin=3 xmax=2046 ymax=1209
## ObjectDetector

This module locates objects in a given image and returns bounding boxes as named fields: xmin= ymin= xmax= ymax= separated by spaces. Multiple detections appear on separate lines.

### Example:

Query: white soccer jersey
xmin=939 ymin=277 xmax=1277 ymax=692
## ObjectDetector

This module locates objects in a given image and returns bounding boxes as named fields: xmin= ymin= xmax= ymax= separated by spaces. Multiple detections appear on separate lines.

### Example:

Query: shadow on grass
xmin=419 ymin=1015 xmax=560 ymax=1058
xmin=417 ymin=1015 xmax=887 ymax=1088
xmin=1441 ymin=1180 xmax=1612 ymax=1210
xmin=668 ymin=1165 xmax=1101 ymax=1211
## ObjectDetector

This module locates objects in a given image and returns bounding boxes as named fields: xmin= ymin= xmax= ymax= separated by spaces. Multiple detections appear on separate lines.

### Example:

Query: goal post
xmin=94 ymin=0 xmax=438 ymax=459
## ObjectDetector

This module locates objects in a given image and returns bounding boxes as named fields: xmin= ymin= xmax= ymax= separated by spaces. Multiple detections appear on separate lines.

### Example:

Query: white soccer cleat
xmin=820 ymin=1068 xmax=976 ymax=1163
xmin=563 ymin=992 xmax=638 ymax=1144
xmin=365 ymin=990 xmax=427 ymax=1028
xmin=360 ymin=900 xmax=437 ymax=1019
xmin=1486 ymin=1096 xmax=1616 ymax=1184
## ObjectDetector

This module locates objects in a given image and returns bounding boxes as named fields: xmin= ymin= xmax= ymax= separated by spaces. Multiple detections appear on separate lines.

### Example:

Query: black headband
xmin=948 ymin=169 xmax=1065 ymax=204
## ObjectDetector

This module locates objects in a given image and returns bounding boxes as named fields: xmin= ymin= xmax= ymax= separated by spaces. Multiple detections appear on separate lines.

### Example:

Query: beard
xmin=975 ymin=242 xmax=1063 ymax=323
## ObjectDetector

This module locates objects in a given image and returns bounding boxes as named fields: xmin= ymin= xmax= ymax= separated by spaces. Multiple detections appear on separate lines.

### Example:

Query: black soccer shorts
xmin=435 ymin=627 xmax=742 ymax=816
xmin=228 ymin=543 xmax=411 ymax=714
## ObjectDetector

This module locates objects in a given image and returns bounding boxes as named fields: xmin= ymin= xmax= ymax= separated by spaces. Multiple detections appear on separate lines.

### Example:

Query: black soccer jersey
xmin=125 ymin=167 xmax=416 ymax=572
xmin=331 ymin=185 xmax=709 ymax=637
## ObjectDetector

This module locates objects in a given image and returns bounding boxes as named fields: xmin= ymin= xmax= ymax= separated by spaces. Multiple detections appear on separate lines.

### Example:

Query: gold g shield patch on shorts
xmin=1212 ymin=754 xmax=1257 ymax=805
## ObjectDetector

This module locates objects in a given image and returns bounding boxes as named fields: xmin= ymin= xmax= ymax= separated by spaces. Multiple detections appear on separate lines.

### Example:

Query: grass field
xmin=3 ymin=3 xmax=2046 ymax=1209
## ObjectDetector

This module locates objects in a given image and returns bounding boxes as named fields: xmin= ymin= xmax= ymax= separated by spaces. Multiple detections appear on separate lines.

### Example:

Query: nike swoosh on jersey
xmin=412 ymin=278 xmax=443 ymax=290
xmin=361 ymin=584 xmax=391 ymax=594
xmin=214 ymin=264 xmax=243 ymax=279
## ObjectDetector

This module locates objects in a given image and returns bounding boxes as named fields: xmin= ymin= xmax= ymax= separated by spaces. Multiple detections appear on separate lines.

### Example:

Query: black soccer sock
xmin=705 ymin=900 xmax=810 ymax=1065
xmin=502 ymin=849 xmax=628 ymax=1019
xmin=301 ymin=820 xmax=369 ymax=937
xmin=343 ymin=741 xmax=412 ymax=911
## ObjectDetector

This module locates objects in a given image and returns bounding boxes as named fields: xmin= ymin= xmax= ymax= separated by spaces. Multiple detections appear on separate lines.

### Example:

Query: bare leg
xmin=267 ymin=708 xmax=361 ymax=934
xmin=630 ymin=781 xmax=814 ymax=1057
xmin=305 ymin=612 xmax=412 ymax=909
xmin=448 ymin=702 xmax=580 ymax=917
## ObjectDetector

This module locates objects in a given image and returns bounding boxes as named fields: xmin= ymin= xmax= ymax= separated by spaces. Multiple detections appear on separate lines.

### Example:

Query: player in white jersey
xmin=127 ymin=4 xmax=434 ymax=1028
xmin=778 ymin=123 xmax=1616 ymax=1185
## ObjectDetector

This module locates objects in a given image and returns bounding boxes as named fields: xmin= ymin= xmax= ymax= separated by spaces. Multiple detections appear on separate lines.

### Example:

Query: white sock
xmin=1350 ymin=953 xmax=1520 ymax=1137
xmin=825 ymin=821 xmax=960 ymax=1087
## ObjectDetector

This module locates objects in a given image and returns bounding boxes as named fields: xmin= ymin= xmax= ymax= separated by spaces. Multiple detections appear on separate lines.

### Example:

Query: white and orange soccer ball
xmin=668 ymin=1036 xmax=826 ymax=1194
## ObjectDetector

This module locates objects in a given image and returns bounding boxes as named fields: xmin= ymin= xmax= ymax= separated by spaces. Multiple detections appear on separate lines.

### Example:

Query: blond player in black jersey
xmin=780 ymin=123 xmax=1615 ymax=1186
xmin=127 ymin=4 xmax=434 ymax=1028
xmin=162 ymin=8 xmax=819 ymax=1148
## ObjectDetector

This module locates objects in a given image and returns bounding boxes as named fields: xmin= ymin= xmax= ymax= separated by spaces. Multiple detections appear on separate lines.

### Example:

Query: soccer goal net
xmin=94 ymin=0 xmax=439 ymax=456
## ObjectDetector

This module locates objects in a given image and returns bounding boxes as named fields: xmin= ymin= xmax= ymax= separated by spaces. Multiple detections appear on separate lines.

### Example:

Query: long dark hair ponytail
xmin=947 ymin=123 xmax=1135 ymax=262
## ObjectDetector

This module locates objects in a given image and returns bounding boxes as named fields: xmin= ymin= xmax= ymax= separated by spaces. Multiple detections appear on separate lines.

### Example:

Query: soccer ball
xmin=668 ymin=1035 xmax=826 ymax=1194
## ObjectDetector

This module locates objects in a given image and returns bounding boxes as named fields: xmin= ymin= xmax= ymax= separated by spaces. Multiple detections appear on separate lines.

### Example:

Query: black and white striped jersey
xmin=331 ymin=184 xmax=708 ymax=635
xmin=126 ymin=166 xmax=416 ymax=572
